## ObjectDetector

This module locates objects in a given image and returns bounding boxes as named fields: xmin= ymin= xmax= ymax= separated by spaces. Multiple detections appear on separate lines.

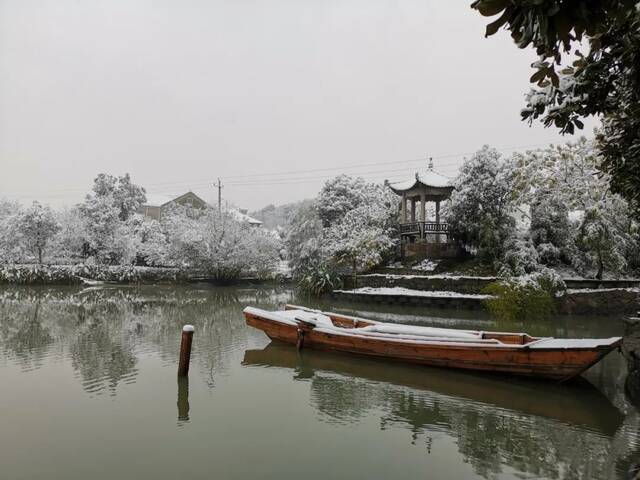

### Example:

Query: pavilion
xmin=386 ymin=162 xmax=459 ymax=258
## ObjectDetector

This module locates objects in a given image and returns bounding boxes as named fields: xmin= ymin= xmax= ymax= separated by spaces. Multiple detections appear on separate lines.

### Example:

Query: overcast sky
xmin=0 ymin=0 xmax=596 ymax=211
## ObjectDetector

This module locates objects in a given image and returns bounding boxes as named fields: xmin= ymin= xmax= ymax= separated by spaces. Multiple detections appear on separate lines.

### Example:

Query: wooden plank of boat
xmin=243 ymin=304 xmax=623 ymax=382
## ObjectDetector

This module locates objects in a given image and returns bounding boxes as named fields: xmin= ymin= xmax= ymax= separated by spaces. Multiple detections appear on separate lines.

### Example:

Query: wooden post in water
xmin=178 ymin=325 xmax=194 ymax=377
xmin=177 ymin=376 xmax=190 ymax=422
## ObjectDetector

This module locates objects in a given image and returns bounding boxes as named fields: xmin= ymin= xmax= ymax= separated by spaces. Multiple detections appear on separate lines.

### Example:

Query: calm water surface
xmin=0 ymin=284 xmax=638 ymax=480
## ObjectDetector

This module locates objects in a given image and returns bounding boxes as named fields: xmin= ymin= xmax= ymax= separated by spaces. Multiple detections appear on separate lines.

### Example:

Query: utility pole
xmin=214 ymin=178 xmax=223 ymax=212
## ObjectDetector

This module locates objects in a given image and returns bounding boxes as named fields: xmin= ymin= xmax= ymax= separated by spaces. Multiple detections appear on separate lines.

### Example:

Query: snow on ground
xmin=334 ymin=287 xmax=494 ymax=300
xmin=361 ymin=273 xmax=497 ymax=281
xmin=385 ymin=262 xmax=405 ymax=269
xmin=412 ymin=259 xmax=439 ymax=272
xmin=566 ymin=287 xmax=640 ymax=294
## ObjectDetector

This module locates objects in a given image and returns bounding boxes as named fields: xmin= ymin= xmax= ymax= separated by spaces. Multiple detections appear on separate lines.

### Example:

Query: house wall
xmin=139 ymin=205 xmax=161 ymax=221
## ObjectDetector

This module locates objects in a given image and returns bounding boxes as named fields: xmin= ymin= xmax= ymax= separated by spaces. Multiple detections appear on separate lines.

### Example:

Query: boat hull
xmin=244 ymin=311 xmax=619 ymax=381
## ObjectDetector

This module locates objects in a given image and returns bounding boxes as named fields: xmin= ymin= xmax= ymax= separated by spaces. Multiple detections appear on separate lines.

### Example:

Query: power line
xmin=0 ymin=142 xmax=553 ymax=199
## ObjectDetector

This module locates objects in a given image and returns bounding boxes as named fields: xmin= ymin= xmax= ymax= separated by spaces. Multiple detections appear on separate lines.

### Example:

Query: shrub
xmin=296 ymin=261 xmax=342 ymax=296
xmin=497 ymin=237 xmax=539 ymax=276
xmin=484 ymin=270 xmax=565 ymax=321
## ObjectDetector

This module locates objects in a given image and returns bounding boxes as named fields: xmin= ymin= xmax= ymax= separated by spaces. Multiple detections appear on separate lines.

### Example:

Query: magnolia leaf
xmin=530 ymin=69 xmax=547 ymax=84
xmin=485 ymin=10 xmax=509 ymax=36
xmin=472 ymin=0 xmax=509 ymax=17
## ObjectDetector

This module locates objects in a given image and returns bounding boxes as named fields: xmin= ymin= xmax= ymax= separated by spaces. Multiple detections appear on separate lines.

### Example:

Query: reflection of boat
xmin=243 ymin=342 xmax=624 ymax=436
xmin=243 ymin=304 xmax=622 ymax=381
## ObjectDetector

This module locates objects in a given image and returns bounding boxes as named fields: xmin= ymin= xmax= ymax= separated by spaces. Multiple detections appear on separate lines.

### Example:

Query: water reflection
xmin=244 ymin=342 xmax=629 ymax=479
xmin=0 ymin=301 xmax=55 ymax=371
xmin=0 ymin=285 xmax=293 ymax=395
xmin=1 ymin=285 xmax=639 ymax=479
xmin=177 ymin=376 xmax=190 ymax=424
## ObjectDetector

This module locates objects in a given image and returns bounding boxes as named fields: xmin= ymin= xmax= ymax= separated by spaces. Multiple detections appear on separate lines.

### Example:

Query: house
xmin=138 ymin=191 xmax=209 ymax=220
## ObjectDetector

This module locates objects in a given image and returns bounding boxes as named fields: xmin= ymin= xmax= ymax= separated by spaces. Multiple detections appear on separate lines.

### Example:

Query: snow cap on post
xmin=182 ymin=324 xmax=195 ymax=332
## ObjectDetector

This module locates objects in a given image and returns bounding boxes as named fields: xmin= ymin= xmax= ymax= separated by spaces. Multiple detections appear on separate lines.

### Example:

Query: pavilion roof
xmin=387 ymin=170 xmax=453 ymax=194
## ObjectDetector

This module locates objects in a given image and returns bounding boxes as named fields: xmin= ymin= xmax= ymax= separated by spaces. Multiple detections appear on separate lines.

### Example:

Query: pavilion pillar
xmin=401 ymin=193 xmax=407 ymax=223
xmin=410 ymin=199 xmax=416 ymax=222
xmin=435 ymin=200 xmax=441 ymax=243
xmin=420 ymin=193 xmax=426 ymax=239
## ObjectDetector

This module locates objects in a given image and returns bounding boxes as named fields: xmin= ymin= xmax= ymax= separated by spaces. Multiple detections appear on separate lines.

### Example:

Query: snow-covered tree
xmin=164 ymin=205 xmax=279 ymax=280
xmin=130 ymin=215 xmax=169 ymax=267
xmin=49 ymin=207 xmax=90 ymax=264
xmin=472 ymin=1 xmax=640 ymax=210
xmin=317 ymin=175 xmax=396 ymax=228
xmin=87 ymin=173 xmax=146 ymax=221
xmin=324 ymin=204 xmax=396 ymax=285
xmin=529 ymin=193 xmax=572 ymax=266
xmin=0 ymin=199 xmax=23 ymax=263
xmin=79 ymin=194 xmax=136 ymax=265
xmin=448 ymin=146 xmax=515 ymax=263
xmin=287 ymin=176 xmax=397 ymax=293
xmin=512 ymin=138 xmax=608 ymax=210
xmin=15 ymin=201 xmax=59 ymax=264
xmin=513 ymin=138 xmax=638 ymax=278
xmin=575 ymin=198 xmax=630 ymax=280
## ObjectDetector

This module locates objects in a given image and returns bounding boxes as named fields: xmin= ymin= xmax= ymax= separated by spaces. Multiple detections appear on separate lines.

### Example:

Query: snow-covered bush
xmin=497 ymin=236 xmax=539 ymax=277
xmin=484 ymin=269 xmax=565 ymax=321
xmin=448 ymin=146 xmax=515 ymax=264
xmin=0 ymin=264 xmax=185 ymax=285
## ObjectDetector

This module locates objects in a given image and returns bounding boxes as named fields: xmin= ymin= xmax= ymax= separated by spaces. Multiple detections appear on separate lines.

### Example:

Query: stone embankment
xmin=336 ymin=273 xmax=640 ymax=314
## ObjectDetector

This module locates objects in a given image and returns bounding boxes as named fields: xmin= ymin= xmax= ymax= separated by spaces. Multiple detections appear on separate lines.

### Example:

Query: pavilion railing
xmin=399 ymin=222 xmax=449 ymax=236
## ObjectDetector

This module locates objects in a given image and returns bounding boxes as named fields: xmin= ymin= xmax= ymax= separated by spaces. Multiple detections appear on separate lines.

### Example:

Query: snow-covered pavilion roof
xmin=387 ymin=170 xmax=453 ymax=194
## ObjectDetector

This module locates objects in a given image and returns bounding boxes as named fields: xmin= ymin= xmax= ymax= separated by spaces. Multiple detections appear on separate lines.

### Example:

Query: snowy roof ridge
xmin=230 ymin=209 xmax=263 ymax=225
xmin=387 ymin=169 xmax=453 ymax=192
xmin=142 ymin=193 xmax=179 ymax=207
xmin=141 ymin=191 xmax=210 ymax=208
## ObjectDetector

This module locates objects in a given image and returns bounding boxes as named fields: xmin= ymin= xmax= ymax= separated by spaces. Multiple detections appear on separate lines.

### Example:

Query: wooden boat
xmin=243 ymin=304 xmax=623 ymax=382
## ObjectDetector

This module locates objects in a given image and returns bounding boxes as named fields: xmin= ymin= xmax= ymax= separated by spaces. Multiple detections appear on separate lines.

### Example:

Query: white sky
xmin=0 ymin=0 xmax=596 ymax=211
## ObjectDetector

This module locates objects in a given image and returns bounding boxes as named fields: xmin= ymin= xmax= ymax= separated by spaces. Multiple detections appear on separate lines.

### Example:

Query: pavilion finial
xmin=428 ymin=157 xmax=434 ymax=171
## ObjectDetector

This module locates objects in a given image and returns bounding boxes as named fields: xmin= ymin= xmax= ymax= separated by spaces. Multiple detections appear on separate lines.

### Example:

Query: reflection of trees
xmin=0 ymin=302 xmax=53 ymax=371
xmin=315 ymin=372 xmax=615 ymax=479
xmin=68 ymin=307 xmax=138 ymax=396
xmin=243 ymin=344 xmax=626 ymax=480
xmin=0 ymin=284 xmax=294 ymax=395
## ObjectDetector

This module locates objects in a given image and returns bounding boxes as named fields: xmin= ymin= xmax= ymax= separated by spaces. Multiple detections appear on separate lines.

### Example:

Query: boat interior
xmin=283 ymin=304 xmax=539 ymax=345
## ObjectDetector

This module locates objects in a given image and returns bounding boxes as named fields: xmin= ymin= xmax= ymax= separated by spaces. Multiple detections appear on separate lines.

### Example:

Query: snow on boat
xmin=243 ymin=304 xmax=622 ymax=382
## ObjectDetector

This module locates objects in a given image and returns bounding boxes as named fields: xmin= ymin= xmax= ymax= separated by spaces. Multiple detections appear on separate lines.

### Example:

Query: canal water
xmin=0 ymin=284 xmax=637 ymax=480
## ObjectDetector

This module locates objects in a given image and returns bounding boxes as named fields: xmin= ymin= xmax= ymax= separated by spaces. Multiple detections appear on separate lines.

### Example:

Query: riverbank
xmin=0 ymin=264 xmax=287 ymax=285
xmin=338 ymin=273 xmax=640 ymax=314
